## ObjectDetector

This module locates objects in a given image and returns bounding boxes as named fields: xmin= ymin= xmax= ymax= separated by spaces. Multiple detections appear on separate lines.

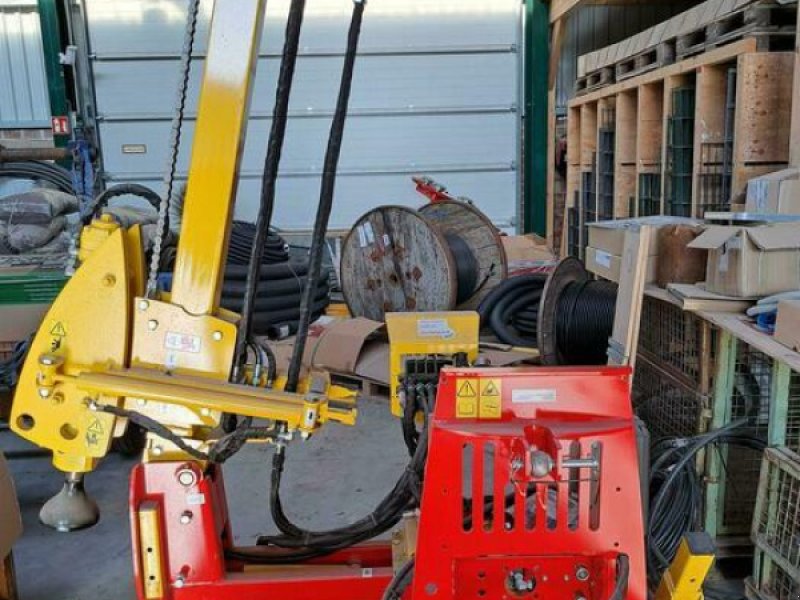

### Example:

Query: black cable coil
xmin=219 ymin=222 xmax=329 ymax=337
xmin=554 ymin=279 xmax=617 ymax=365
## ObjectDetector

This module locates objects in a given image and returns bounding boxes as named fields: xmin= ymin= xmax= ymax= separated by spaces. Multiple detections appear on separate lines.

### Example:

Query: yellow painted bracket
xmin=655 ymin=533 xmax=716 ymax=600
xmin=386 ymin=312 xmax=479 ymax=416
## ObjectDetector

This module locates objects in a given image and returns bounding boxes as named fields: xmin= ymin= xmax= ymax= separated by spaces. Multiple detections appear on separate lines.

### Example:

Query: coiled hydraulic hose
xmin=0 ymin=161 xmax=73 ymax=194
xmin=83 ymin=183 xmax=163 ymax=226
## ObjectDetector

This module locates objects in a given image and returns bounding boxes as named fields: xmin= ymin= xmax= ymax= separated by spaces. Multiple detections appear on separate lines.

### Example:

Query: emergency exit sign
xmin=51 ymin=116 xmax=70 ymax=135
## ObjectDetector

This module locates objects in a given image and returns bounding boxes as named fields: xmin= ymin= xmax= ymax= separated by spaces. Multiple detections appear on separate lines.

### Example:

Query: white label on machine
xmin=361 ymin=568 xmax=374 ymax=578
xmin=512 ymin=388 xmax=557 ymax=404
xmin=594 ymin=249 xmax=613 ymax=269
xmin=186 ymin=493 xmax=206 ymax=506
xmin=165 ymin=332 xmax=202 ymax=354
xmin=417 ymin=319 xmax=454 ymax=339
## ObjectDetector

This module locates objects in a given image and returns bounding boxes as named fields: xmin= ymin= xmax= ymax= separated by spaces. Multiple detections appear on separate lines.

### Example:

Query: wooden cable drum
xmin=341 ymin=200 xmax=507 ymax=321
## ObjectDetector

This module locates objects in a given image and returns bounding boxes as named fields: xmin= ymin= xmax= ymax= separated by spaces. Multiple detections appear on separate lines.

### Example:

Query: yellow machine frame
xmin=10 ymin=0 xmax=355 ymax=476
xmin=385 ymin=312 xmax=479 ymax=416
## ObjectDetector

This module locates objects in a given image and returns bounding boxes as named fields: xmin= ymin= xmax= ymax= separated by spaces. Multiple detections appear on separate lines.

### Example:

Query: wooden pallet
xmin=576 ymin=0 xmax=796 ymax=95
xmin=330 ymin=373 xmax=390 ymax=399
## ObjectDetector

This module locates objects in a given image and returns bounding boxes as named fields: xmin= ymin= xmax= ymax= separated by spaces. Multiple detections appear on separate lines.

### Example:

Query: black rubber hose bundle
xmin=228 ymin=221 xmax=289 ymax=266
xmin=0 ymin=161 xmax=73 ymax=194
xmin=478 ymin=275 xmax=547 ymax=347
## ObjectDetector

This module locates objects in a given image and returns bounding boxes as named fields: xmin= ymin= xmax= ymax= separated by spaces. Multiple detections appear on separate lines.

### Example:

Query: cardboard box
xmin=746 ymin=168 xmax=799 ymax=214
xmin=775 ymin=299 xmax=800 ymax=352
xmin=588 ymin=216 xmax=700 ymax=257
xmin=688 ymin=224 xmax=800 ymax=297
xmin=778 ymin=179 xmax=800 ymax=215
xmin=0 ymin=452 xmax=21 ymax=558
xmin=586 ymin=247 xmax=657 ymax=283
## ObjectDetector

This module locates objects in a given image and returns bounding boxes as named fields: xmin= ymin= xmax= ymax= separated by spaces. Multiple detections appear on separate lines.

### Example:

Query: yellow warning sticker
xmin=50 ymin=321 xmax=67 ymax=338
xmin=455 ymin=378 xmax=478 ymax=418
xmin=479 ymin=378 xmax=503 ymax=419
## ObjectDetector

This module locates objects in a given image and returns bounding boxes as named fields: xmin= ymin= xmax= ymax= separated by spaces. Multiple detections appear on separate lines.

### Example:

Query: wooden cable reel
xmin=341 ymin=200 xmax=507 ymax=321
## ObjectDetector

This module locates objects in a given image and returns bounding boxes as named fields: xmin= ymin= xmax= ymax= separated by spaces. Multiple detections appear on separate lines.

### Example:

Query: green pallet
xmin=0 ymin=271 xmax=67 ymax=305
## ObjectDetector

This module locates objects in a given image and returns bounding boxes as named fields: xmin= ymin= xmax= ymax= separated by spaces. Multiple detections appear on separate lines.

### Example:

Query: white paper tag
xmin=512 ymin=388 xmax=557 ymax=404
xmin=595 ymin=250 xmax=613 ymax=269
xmin=165 ymin=332 xmax=201 ymax=354
xmin=357 ymin=225 xmax=367 ymax=248
xmin=363 ymin=222 xmax=375 ymax=244
xmin=417 ymin=319 xmax=454 ymax=339
xmin=186 ymin=493 xmax=206 ymax=506
xmin=718 ymin=246 xmax=729 ymax=273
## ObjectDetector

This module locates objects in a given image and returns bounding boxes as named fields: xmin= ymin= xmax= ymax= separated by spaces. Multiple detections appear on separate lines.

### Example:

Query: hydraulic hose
xmin=83 ymin=183 xmax=163 ymax=226
xmin=235 ymin=0 xmax=307 ymax=368
xmin=285 ymin=0 xmax=365 ymax=393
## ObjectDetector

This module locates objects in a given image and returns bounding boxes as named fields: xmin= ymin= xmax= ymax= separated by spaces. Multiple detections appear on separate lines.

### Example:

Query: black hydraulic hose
xmin=285 ymin=0 xmax=365 ymax=393
xmin=382 ymin=558 xmax=415 ymax=600
xmin=235 ymin=0 xmax=308 ymax=369
xmin=609 ymin=554 xmax=630 ymax=600
xmin=83 ymin=183 xmax=163 ymax=225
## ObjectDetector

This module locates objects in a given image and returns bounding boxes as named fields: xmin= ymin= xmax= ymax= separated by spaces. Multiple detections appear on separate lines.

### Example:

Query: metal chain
xmin=146 ymin=0 xmax=202 ymax=297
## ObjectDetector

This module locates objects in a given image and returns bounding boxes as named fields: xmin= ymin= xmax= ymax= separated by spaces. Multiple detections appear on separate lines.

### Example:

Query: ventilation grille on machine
xmin=460 ymin=439 xmax=603 ymax=534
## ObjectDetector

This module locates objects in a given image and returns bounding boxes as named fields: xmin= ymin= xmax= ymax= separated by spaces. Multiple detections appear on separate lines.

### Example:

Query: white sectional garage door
xmin=86 ymin=0 xmax=522 ymax=231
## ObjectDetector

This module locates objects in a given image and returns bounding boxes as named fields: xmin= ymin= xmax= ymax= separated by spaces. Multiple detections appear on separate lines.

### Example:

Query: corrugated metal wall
xmin=556 ymin=2 xmax=698 ymax=111
xmin=85 ymin=0 xmax=522 ymax=231
xmin=0 ymin=0 xmax=50 ymax=128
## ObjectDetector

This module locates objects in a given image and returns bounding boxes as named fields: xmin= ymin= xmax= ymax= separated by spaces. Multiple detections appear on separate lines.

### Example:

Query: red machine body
xmin=129 ymin=366 xmax=645 ymax=599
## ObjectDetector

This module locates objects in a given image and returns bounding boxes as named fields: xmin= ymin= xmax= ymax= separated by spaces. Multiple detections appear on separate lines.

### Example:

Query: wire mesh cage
xmin=638 ymin=172 xmax=662 ymax=217
xmin=633 ymin=354 xmax=709 ymax=439
xmin=638 ymin=296 xmax=717 ymax=387
xmin=721 ymin=341 xmax=773 ymax=532
xmin=703 ymin=336 xmax=776 ymax=537
xmin=750 ymin=447 xmax=800 ymax=600
xmin=633 ymin=296 xmax=719 ymax=439
xmin=567 ymin=201 xmax=581 ymax=260
xmin=749 ymin=548 xmax=800 ymax=600
xmin=598 ymin=108 xmax=615 ymax=221
xmin=666 ymin=86 xmax=696 ymax=218
xmin=753 ymin=448 xmax=800 ymax=578
xmin=697 ymin=142 xmax=732 ymax=215
xmin=784 ymin=372 xmax=800 ymax=454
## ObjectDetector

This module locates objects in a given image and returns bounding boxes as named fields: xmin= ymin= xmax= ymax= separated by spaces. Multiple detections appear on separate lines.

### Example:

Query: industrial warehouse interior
xmin=1 ymin=0 xmax=800 ymax=598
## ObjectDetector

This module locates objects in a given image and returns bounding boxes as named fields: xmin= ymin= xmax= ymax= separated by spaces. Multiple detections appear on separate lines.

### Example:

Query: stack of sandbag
xmin=0 ymin=189 xmax=78 ymax=255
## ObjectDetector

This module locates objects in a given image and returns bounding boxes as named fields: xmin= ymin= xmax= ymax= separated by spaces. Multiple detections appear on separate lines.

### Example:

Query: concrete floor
xmin=4 ymin=396 xmax=407 ymax=600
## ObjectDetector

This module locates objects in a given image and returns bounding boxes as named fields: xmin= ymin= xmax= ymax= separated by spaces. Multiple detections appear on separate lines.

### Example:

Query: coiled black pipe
xmin=0 ymin=161 xmax=73 ymax=194
xmin=554 ymin=279 xmax=617 ymax=365
xmin=478 ymin=274 xmax=547 ymax=347
xmin=227 ymin=221 xmax=289 ymax=266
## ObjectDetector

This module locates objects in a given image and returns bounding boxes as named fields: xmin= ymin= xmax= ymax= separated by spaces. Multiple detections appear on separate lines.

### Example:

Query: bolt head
xmin=152 ymin=445 xmax=163 ymax=457
xmin=147 ymin=320 xmax=159 ymax=331
xmin=212 ymin=331 xmax=223 ymax=342
xmin=530 ymin=450 xmax=554 ymax=478
xmin=180 ymin=511 xmax=193 ymax=525
xmin=38 ymin=387 xmax=51 ymax=398
xmin=575 ymin=566 xmax=590 ymax=581
xmin=174 ymin=576 xmax=185 ymax=589
xmin=138 ymin=300 xmax=150 ymax=311
xmin=102 ymin=274 xmax=116 ymax=287
xmin=177 ymin=469 xmax=197 ymax=487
